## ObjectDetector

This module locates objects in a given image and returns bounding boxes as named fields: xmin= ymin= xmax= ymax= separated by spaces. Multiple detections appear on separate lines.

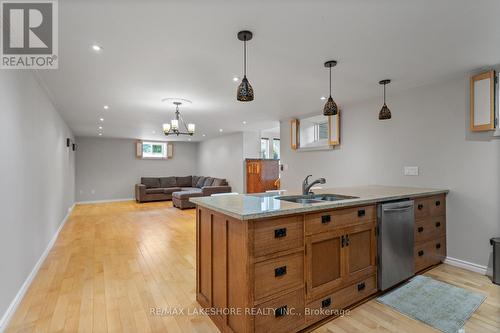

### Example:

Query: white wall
xmin=75 ymin=137 xmax=199 ymax=202
xmin=280 ymin=76 xmax=500 ymax=270
xmin=0 ymin=72 xmax=75 ymax=329
xmin=198 ymin=132 xmax=244 ymax=193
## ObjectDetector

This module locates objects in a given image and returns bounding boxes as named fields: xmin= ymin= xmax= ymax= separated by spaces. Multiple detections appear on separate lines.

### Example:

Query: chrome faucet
xmin=302 ymin=175 xmax=326 ymax=195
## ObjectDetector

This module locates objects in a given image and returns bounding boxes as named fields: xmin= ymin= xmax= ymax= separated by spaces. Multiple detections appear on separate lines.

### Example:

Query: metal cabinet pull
xmin=418 ymin=204 xmax=424 ymax=210
xmin=275 ymin=305 xmax=287 ymax=318
xmin=341 ymin=235 xmax=346 ymax=248
xmin=435 ymin=222 xmax=441 ymax=227
xmin=274 ymin=228 xmax=287 ymax=238
xmin=274 ymin=266 xmax=287 ymax=277
xmin=435 ymin=200 xmax=441 ymax=206
xmin=321 ymin=297 xmax=331 ymax=308
xmin=418 ymin=250 xmax=424 ymax=256
xmin=357 ymin=282 xmax=366 ymax=291
xmin=321 ymin=215 xmax=331 ymax=224
xmin=436 ymin=243 xmax=441 ymax=249
xmin=418 ymin=227 xmax=424 ymax=233
xmin=345 ymin=234 xmax=350 ymax=246
xmin=358 ymin=209 xmax=366 ymax=217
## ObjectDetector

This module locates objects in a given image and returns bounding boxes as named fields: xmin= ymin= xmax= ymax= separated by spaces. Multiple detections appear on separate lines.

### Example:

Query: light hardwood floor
xmin=6 ymin=201 xmax=500 ymax=332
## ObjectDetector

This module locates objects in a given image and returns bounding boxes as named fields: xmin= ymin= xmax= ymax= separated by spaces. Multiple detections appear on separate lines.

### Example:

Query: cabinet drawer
xmin=305 ymin=205 xmax=376 ymax=235
xmin=253 ymin=216 xmax=303 ymax=258
xmin=414 ymin=237 xmax=446 ymax=273
xmin=415 ymin=195 xmax=446 ymax=220
xmin=415 ymin=215 xmax=446 ymax=244
xmin=305 ymin=275 xmax=377 ymax=324
xmin=254 ymin=288 xmax=305 ymax=333
xmin=254 ymin=252 xmax=304 ymax=301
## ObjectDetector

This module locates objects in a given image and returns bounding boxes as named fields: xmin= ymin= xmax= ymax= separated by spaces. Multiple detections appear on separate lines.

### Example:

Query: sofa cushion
xmin=145 ymin=188 xmax=164 ymax=194
xmin=172 ymin=190 xmax=204 ymax=200
xmin=203 ymin=177 xmax=214 ymax=187
xmin=181 ymin=187 xmax=199 ymax=191
xmin=212 ymin=178 xmax=227 ymax=186
xmin=141 ymin=177 xmax=160 ymax=189
xmin=176 ymin=176 xmax=192 ymax=187
xmin=160 ymin=176 xmax=177 ymax=188
xmin=195 ymin=176 xmax=206 ymax=188
xmin=163 ymin=187 xmax=182 ymax=194
xmin=192 ymin=176 xmax=200 ymax=187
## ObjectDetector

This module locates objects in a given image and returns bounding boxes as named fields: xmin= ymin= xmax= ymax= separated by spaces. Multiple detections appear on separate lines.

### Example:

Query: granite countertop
xmin=189 ymin=185 xmax=449 ymax=220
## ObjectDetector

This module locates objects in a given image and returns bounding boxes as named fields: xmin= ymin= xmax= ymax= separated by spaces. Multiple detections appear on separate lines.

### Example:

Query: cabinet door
xmin=305 ymin=230 xmax=345 ymax=299
xmin=344 ymin=223 xmax=377 ymax=283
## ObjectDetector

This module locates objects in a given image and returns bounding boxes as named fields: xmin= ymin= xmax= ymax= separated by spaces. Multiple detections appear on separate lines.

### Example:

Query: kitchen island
xmin=190 ymin=185 xmax=448 ymax=333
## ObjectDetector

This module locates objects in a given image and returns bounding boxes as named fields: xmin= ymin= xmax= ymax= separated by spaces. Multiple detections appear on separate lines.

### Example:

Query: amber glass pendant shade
xmin=323 ymin=96 xmax=338 ymax=116
xmin=378 ymin=79 xmax=392 ymax=120
xmin=237 ymin=76 xmax=254 ymax=101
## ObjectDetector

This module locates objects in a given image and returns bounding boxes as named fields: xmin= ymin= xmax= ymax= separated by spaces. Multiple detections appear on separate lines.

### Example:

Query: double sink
xmin=276 ymin=193 xmax=358 ymax=204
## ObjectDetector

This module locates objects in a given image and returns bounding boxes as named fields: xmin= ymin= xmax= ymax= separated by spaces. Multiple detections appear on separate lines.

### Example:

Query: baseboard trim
xmin=443 ymin=256 xmax=488 ymax=275
xmin=0 ymin=203 xmax=75 ymax=332
xmin=76 ymin=198 xmax=134 ymax=205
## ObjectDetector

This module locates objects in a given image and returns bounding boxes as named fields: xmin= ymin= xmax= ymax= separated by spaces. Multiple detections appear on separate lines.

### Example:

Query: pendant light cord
xmin=243 ymin=39 xmax=247 ymax=77
xmin=329 ymin=66 xmax=332 ymax=97
xmin=383 ymin=83 xmax=386 ymax=104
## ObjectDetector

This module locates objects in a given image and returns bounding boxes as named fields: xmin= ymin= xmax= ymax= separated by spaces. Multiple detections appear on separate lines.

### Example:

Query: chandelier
xmin=162 ymin=100 xmax=195 ymax=136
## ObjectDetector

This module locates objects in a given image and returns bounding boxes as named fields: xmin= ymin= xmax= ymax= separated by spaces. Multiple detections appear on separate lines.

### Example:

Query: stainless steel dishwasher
xmin=378 ymin=200 xmax=415 ymax=291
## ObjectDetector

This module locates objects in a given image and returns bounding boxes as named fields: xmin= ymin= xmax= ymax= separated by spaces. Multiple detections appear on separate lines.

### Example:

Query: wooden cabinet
xmin=305 ymin=207 xmax=377 ymax=301
xmin=246 ymin=159 xmax=279 ymax=193
xmin=414 ymin=194 xmax=447 ymax=273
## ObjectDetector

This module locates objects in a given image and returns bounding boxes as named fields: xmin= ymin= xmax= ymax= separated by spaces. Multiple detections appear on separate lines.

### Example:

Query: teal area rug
xmin=377 ymin=275 xmax=486 ymax=333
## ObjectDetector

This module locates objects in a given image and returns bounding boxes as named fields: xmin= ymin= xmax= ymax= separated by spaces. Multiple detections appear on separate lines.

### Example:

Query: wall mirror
xmin=470 ymin=70 xmax=495 ymax=132
xmin=290 ymin=112 xmax=340 ymax=151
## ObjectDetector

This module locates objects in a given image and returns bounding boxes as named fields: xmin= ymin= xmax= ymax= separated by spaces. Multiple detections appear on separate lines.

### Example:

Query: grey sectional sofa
xmin=135 ymin=176 xmax=231 ymax=208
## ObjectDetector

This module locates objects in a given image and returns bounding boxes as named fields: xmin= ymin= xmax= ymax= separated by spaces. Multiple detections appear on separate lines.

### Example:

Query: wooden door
xmin=344 ymin=223 xmax=377 ymax=283
xmin=246 ymin=159 xmax=279 ymax=193
xmin=305 ymin=229 xmax=345 ymax=300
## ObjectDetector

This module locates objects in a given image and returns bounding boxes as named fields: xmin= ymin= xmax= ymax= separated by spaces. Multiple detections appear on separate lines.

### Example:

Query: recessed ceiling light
xmin=99 ymin=118 xmax=104 ymax=122
xmin=202 ymin=134 xmax=206 ymax=137
xmin=103 ymin=105 xmax=109 ymax=110
xmin=98 ymin=126 xmax=103 ymax=130
xmin=92 ymin=44 xmax=102 ymax=52
xmin=152 ymin=130 xmax=156 ymax=134
xmin=233 ymin=77 xmax=239 ymax=82
xmin=242 ymin=120 xmax=247 ymax=125
xmin=188 ymin=138 xmax=192 ymax=141
xmin=219 ymin=129 xmax=223 ymax=132
xmin=98 ymin=133 xmax=103 ymax=136
xmin=320 ymin=96 xmax=326 ymax=100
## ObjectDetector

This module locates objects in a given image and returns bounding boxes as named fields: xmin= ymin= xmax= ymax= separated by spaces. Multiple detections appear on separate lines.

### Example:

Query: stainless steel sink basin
xmin=276 ymin=193 xmax=359 ymax=204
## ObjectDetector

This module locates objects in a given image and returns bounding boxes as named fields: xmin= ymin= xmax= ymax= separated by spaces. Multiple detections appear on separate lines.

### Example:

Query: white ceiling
xmin=37 ymin=0 xmax=500 ymax=142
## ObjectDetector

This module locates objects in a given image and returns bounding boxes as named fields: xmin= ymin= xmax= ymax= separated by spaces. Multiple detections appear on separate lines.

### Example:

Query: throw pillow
xmin=141 ymin=177 xmax=160 ymax=189
xmin=176 ymin=176 xmax=192 ymax=187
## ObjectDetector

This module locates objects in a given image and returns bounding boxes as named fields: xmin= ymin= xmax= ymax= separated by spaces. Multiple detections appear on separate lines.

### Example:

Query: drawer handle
xmin=321 ymin=297 xmax=331 ymax=308
xmin=357 ymin=282 xmax=366 ymax=291
xmin=418 ymin=250 xmax=424 ymax=256
xmin=321 ymin=215 xmax=331 ymax=224
xmin=435 ymin=221 xmax=441 ymax=227
xmin=274 ymin=228 xmax=287 ymax=238
xmin=358 ymin=209 xmax=366 ymax=217
xmin=274 ymin=266 xmax=287 ymax=277
xmin=436 ymin=243 xmax=441 ymax=249
xmin=345 ymin=234 xmax=350 ymax=246
xmin=275 ymin=305 xmax=287 ymax=318
xmin=435 ymin=200 xmax=441 ymax=206
xmin=418 ymin=204 xmax=424 ymax=210
xmin=418 ymin=227 xmax=424 ymax=233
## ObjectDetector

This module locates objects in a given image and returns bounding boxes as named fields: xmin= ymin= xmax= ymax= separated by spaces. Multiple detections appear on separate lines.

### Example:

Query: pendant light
xmin=378 ymin=79 xmax=392 ymax=120
xmin=323 ymin=60 xmax=338 ymax=116
xmin=236 ymin=30 xmax=254 ymax=102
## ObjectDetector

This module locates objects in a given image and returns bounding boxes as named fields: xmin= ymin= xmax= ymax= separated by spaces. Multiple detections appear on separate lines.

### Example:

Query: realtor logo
xmin=1 ymin=0 xmax=58 ymax=69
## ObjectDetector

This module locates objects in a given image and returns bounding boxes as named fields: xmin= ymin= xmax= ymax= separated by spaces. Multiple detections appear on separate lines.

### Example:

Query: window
xmin=272 ymin=138 xmax=280 ymax=160
xmin=136 ymin=141 xmax=171 ymax=159
xmin=260 ymin=138 xmax=270 ymax=159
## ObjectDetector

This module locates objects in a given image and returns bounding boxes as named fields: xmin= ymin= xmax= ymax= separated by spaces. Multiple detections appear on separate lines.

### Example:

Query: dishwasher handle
xmin=383 ymin=206 xmax=413 ymax=212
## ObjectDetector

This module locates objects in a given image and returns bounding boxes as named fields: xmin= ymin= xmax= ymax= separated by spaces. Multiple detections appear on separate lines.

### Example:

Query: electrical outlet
xmin=404 ymin=166 xmax=419 ymax=176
